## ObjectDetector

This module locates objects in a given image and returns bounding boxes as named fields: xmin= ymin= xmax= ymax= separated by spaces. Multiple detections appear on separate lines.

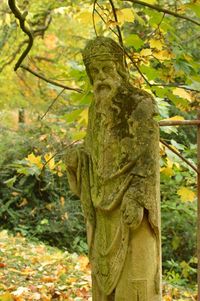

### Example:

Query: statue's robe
xmin=66 ymin=86 xmax=161 ymax=301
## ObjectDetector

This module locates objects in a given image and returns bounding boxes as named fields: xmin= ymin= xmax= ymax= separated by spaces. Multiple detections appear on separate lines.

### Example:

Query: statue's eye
xmin=103 ymin=66 xmax=113 ymax=73
xmin=90 ymin=67 xmax=98 ymax=74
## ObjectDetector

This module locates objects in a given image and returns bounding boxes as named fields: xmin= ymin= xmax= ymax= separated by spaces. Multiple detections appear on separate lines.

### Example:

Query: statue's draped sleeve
xmin=126 ymin=92 xmax=161 ymax=293
xmin=65 ymin=146 xmax=95 ymax=249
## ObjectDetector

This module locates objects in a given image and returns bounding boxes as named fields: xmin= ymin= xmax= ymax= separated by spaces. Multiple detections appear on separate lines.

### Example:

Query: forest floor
xmin=0 ymin=230 xmax=197 ymax=301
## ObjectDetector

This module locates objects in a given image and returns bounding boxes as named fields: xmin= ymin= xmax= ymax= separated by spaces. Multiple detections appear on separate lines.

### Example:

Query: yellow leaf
xmin=159 ymin=142 xmax=166 ymax=156
xmin=44 ymin=153 xmax=55 ymax=170
xmin=160 ymin=166 xmax=174 ymax=177
xmin=60 ymin=196 xmax=65 ymax=207
xmin=62 ymin=212 xmax=69 ymax=220
xmin=18 ymin=198 xmax=28 ymax=207
xmin=117 ymin=8 xmax=135 ymax=24
xmin=177 ymin=187 xmax=196 ymax=202
xmin=106 ymin=20 xmax=119 ymax=28
xmin=169 ymin=115 xmax=185 ymax=121
xmin=149 ymin=38 xmax=163 ymax=50
xmin=76 ymin=11 xmax=92 ymax=24
xmin=46 ymin=203 xmax=55 ymax=211
xmin=5 ymin=14 xmax=11 ymax=26
xmin=162 ymin=296 xmax=172 ymax=301
xmin=71 ymin=131 xmax=86 ymax=140
xmin=160 ymin=158 xmax=174 ymax=177
xmin=39 ymin=134 xmax=47 ymax=141
xmin=79 ymin=108 xmax=88 ymax=125
xmin=163 ymin=115 xmax=185 ymax=121
xmin=0 ymin=293 xmax=14 ymax=301
xmin=140 ymin=48 xmax=152 ymax=56
xmin=67 ymin=277 xmax=78 ymax=283
xmin=173 ymin=88 xmax=192 ymax=102
xmin=153 ymin=50 xmax=173 ymax=61
xmin=26 ymin=153 xmax=43 ymax=169
xmin=143 ymin=0 xmax=157 ymax=3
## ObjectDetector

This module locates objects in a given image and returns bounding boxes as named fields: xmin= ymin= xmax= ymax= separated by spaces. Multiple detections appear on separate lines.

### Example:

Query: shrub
xmin=0 ymin=123 xmax=87 ymax=253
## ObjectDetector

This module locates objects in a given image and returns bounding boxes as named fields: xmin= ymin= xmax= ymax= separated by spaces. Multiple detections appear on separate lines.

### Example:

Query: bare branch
xmin=160 ymin=139 xmax=198 ymax=174
xmin=20 ymin=64 xmax=83 ymax=93
xmin=121 ymin=0 xmax=200 ymax=27
xmin=94 ymin=7 xmax=119 ymax=37
xmin=92 ymin=2 xmax=149 ymax=86
xmin=0 ymin=40 xmax=28 ymax=72
xmin=108 ymin=0 xmax=124 ymax=48
xmin=40 ymin=88 xmax=65 ymax=120
xmin=124 ymin=50 xmax=152 ymax=86
xmin=8 ymin=0 xmax=34 ymax=71
xmin=33 ymin=14 xmax=52 ymax=38
xmin=151 ymin=83 xmax=200 ymax=93
xmin=93 ymin=0 xmax=98 ymax=36
xmin=159 ymin=120 xmax=200 ymax=126
xmin=41 ymin=139 xmax=81 ymax=172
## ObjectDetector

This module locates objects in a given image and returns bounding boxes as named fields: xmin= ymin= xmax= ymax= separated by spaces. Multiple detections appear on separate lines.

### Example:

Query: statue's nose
xmin=97 ymin=69 xmax=106 ymax=81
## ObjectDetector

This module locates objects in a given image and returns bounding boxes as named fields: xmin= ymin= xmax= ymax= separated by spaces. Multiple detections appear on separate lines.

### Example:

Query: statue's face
xmin=88 ymin=59 xmax=123 ymax=103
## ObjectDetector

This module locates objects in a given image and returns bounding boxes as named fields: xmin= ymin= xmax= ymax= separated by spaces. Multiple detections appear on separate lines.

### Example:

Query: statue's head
xmin=82 ymin=37 xmax=129 ymax=102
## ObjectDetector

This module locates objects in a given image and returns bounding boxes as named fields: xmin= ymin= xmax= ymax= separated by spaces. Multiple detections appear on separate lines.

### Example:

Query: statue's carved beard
xmin=93 ymin=79 xmax=119 ymax=105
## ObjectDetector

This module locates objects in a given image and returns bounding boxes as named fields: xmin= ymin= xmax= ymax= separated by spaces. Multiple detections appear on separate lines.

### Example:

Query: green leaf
xmin=4 ymin=176 xmax=17 ymax=188
xmin=147 ymin=9 xmax=163 ymax=26
xmin=172 ymin=236 xmax=180 ymax=250
xmin=124 ymin=34 xmax=144 ymax=50
xmin=140 ymin=65 xmax=159 ymax=80
xmin=186 ymin=3 xmax=200 ymax=18
xmin=62 ymin=109 xmax=83 ymax=123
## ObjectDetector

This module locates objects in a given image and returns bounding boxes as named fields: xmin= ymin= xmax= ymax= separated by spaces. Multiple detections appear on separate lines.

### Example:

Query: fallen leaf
xmin=0 ymin=293 xmax=14 ymax=301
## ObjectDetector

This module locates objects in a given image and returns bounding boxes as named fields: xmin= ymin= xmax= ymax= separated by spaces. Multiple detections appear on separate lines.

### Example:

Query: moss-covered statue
xmin=66 ymin=36 xmax=161 ymax=301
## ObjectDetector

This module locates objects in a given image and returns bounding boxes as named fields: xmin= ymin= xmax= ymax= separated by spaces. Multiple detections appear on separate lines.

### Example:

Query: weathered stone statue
xmin=66 ymin=36 xmax=161 ymax=301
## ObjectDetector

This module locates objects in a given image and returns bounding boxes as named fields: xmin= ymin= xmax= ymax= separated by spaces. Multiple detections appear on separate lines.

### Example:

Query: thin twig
xmin=94 ymin=8 xmax=119 ymax=37
xmin=148 ymin=12 xmax=165 ymax=38
xmin=93 ymin=0 xmax=98 ymax=36
xmin=16 ymin=71 xmax=35 ymax=96
xmin=0 ymin=40 xmax=28 ymax=72
xmin=33 ymin=15 xmax=52 ymax=38
xmin=160 ymin=139 xmax=198 ymax=174
xmin=151 ymin=83 xmax=200 ymax=93
xmin=92 ymin=2 xmax=149 ymax=86
xmin=121 ymin=0 xmax=200 ymax=27
xmin=124 ymin=50 xmax=152 ymax=86
xmin=40 ymin=88 xmax=65 ymax=120
xmin=108 ymin=0 xmax=124 ymax=48
xmin=20 ymin=64 xmax=83 ymax=93
xmin=41 ymin=139 xmax=81 ymax=172
xmin=8 ymin=0 xmax=34 ymax=70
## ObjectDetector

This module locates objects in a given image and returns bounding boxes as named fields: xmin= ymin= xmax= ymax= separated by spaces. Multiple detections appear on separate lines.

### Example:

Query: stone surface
xmin=66 ymin=36 xmax=161 ymax=301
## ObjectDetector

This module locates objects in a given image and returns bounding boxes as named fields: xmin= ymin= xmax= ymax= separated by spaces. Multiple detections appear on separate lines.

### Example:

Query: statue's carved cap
xmin=82 ymin=36 xmax=126 ymax=67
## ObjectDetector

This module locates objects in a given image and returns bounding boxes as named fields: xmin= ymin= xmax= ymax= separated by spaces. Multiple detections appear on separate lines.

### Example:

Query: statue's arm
xmin=130 ymin=93 xmax=159 ymax=176
xmin=65 ymin=145 xmax=84 ymax=197
xmin=121 ymin=93 xmax=159 ymax=228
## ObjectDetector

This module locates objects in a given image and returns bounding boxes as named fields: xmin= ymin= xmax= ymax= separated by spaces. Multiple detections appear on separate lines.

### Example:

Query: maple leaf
xmin=177 ymin=187 xmax=196 ymax=202
xmin=26 ymin=153 xmax=43 ymax=170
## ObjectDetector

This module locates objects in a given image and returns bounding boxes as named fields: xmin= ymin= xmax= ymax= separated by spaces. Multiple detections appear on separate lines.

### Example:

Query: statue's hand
xmin=65 ymin=148 xmax=79 ymax=170
xmin=121 ymin=200 xmax=143 ymax=229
